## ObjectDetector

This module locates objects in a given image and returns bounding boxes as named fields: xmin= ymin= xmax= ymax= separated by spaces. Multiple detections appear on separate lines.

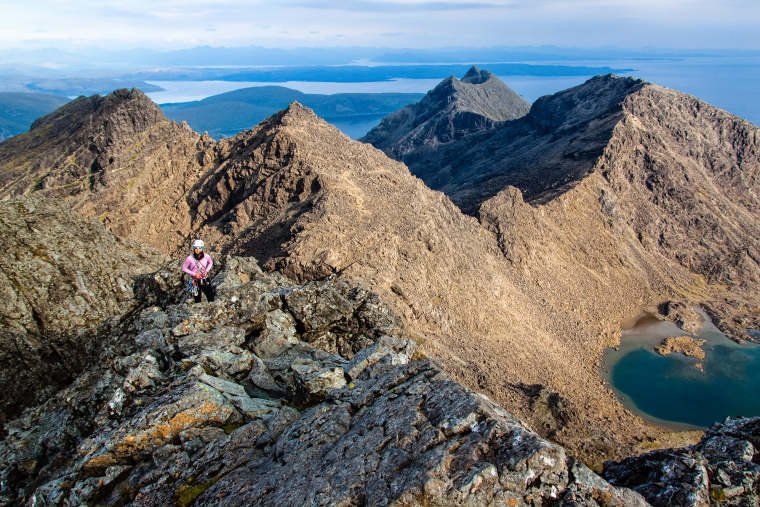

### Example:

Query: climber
xmin=182 ymin=239 xmax=215 ymax=303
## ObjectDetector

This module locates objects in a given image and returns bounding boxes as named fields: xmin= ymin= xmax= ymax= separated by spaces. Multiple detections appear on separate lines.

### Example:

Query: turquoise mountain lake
xmin=601 ymin=308 xmax=760 ymax=430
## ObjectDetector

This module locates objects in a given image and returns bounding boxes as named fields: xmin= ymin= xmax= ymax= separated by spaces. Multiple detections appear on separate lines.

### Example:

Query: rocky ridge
xmin=602 ymin=416 xmax=760 ymax=507
xmin=653 ymin=336 xmax=707 ymax=370
xmin=0 ymin=251 xmax=651 ymax=507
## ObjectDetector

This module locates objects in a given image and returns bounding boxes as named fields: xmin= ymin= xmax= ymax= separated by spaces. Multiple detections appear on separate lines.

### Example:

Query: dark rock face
xmin=0 ymin=253 xmax=650 ymax=507
xmin=603 ymin=416 xmax=760 ymax=506
xmin=409 ymin=74 xmax=647 ymax=213
xmin=0 ymin=196 xmax=167 ymax=419
xmin=360 ymin=66 xmax=530 ymax=187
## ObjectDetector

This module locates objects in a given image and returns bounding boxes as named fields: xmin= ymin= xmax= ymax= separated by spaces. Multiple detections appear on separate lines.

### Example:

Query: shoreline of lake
xmin=601 ymin=307 xmax=760 ymax=431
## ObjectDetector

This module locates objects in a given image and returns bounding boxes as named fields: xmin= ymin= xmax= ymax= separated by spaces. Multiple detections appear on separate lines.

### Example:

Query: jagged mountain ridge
xmin=1 ymin=83 xmax=759 ymax=467
xmin=460 ymin=75 xmax=760 ymax=339
xmin=364 ymin=71 xmax=760 ymax=339
xmin=360 ymin=66 xmax=530 ymax=179
xmin=0 ymin=91 xmax=665 ymax=465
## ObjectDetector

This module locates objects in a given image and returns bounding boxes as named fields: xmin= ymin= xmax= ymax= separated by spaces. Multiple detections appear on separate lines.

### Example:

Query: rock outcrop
xmin=360 ymin=66 xmax=530 ymax=186
xmin=603 ymin=416 xmax=760 ymax=506
xmin=0 ymin=196 xmax=167 ymax=418
xmin=657 ymin=301 xmax=703 ymax=335
xmin=653 ymin=336 xmax=707 ymax=370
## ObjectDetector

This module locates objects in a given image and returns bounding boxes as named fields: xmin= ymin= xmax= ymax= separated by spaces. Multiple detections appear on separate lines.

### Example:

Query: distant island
xmin=122 ymin=62 xmax=633 ymax=83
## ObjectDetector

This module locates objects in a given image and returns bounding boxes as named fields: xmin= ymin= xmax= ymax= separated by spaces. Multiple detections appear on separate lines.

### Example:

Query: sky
xmin=1 ymin=0 xmax=759 ymax=51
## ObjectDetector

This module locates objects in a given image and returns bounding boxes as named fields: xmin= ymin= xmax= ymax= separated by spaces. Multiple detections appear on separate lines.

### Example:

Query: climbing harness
xmin=186 ymin=279 xmax=199 ymax=297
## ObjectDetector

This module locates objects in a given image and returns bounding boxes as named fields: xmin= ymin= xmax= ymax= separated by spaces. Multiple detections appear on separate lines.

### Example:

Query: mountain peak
xmin=29 ymin=87 xmax=164 ymax=133
xmin=254 ymin=100 xmax=323 ymax=131
xmin=360 ymin=67 xmax=531 ymax=174
xmin=0 ymin=87 xmax=188 ymax=200
xmin=282 ymin=100 xmax=315 ymax=116
xmin=460 ymin=65 xmax=493 ymax=85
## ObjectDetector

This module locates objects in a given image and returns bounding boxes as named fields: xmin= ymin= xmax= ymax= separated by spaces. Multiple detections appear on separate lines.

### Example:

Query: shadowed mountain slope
xmin=443 ymin=75 xmax=648 ymax=211
xmin=360 ymin=66 xmax=530 ymax=180
xmin=2 ymin=87 xmax=760 ymax=466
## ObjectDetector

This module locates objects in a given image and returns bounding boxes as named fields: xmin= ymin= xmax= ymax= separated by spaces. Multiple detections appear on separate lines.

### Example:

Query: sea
xmin=144 ymin=57 xmax=760 ymax=139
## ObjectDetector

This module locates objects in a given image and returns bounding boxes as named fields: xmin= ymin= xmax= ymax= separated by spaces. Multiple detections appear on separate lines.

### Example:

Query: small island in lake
xmin=653 ymin=335 xmax=707 ymax=370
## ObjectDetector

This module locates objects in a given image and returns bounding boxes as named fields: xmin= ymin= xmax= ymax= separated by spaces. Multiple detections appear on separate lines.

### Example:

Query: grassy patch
xmin=176 ymin=476 xmax=221 ymax=507
xmin=221 ymin=420 xmax=244 ymax=434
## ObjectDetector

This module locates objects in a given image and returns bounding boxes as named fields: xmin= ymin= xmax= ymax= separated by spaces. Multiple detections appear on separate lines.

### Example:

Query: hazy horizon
xmin=3 ymin=0 xmax=759 ymax=52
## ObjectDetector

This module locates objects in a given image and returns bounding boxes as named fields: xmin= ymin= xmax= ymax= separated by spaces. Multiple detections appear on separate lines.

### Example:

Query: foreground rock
xmin=603 ymin=416 xmax=760 ymax=506
xmin=0 ymin=196 xmax=167 ymax=418
xmin=0 ymin=255 xmax=649 ymax=507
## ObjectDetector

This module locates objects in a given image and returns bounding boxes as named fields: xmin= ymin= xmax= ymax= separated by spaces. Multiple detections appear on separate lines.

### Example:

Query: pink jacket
xmin=182 ymin=253 xmax=213 ymax=279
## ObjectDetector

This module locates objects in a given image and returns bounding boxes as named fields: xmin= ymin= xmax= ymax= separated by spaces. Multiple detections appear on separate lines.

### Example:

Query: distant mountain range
xmin=117 ymin=62 xmax=631 ymax=83
xmin=160 ymin=86 xmax=425 ymax=139
xmin=2 ymin=45 xmax=758 ymax=70
xmin=0 ymin=74 xmax=163 ymax=97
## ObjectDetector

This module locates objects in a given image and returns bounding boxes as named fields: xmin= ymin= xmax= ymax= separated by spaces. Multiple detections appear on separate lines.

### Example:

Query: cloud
xmin=97 ymin=5 xmax=151 ymax=19
xmin=1 ymin=0 xmax=758 ymax=51
xmin=285 ymin=1 xmax=499 ymax=13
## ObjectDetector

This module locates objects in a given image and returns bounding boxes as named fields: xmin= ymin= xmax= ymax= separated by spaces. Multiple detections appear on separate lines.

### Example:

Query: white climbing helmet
xmin=192 ymin=239 xmax=205 ymax=249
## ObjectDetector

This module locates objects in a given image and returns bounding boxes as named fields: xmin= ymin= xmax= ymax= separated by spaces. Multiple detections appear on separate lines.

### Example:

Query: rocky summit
xmin=1 ymin=70 xmax=760 ymax=481
xmin=360 ymin=66 xmax=530 ymax=185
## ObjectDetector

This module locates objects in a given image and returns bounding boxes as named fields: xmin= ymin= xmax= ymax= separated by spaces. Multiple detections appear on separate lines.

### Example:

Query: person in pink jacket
xmin=182 ymin=239 xmax=215 ymax=303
